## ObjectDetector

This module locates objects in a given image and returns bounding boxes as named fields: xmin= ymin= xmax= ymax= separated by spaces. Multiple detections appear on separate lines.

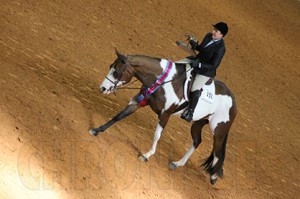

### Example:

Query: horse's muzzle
xmin=100 ymin=86 xmax=115 ymax=94
xmin=100 ymin=86 xmax=106 ymax=92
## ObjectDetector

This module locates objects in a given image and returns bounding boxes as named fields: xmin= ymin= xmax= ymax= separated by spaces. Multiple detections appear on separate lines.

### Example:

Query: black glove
xmin=192 ymin=60 xmax=201 ymax=69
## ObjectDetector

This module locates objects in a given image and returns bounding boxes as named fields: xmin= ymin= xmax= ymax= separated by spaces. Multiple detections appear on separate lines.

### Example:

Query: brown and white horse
xmin=90 ymin=50 xmax=237 ymax=184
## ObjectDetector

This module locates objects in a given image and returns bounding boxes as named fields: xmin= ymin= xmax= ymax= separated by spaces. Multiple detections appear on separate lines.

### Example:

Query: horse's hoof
xmin=138 ymin=155 xmax=148 ymax=162
xmin=168 ymin=162 xmax=178 ymax=170
xmin=89 ymin=129 xmax=98 ymax=136
xmin=210 ymin=176 xmax=218 ymax=185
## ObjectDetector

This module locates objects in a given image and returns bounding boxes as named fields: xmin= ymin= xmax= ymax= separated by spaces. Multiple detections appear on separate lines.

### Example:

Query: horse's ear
xmin=115 ymin=48 xmax=126 ymax=58
xmin=115 ymin=48 xmax=128 ymax=63
xmin=115 ymin=47 xmax=121 ymax=57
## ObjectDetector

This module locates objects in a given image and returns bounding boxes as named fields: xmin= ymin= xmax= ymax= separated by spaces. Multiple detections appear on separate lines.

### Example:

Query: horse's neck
xmin=171 ymin=63 xmax=189 ymax=98
xmin=129 ymin=56 xmax=164 ymax=87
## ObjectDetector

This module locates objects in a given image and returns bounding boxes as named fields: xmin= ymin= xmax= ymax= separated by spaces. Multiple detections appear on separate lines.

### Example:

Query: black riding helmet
xmin=213 ymin=22 xmax=228 ymax=37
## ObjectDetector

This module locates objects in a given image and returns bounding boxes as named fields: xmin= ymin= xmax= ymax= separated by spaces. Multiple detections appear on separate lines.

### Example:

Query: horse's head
xmin=100 ymin=49 xmax=133 ymax=94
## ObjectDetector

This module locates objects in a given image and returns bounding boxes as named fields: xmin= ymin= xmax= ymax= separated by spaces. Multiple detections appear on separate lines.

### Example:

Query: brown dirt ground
xmin=0 ymin=0 xmax=299 ymax=198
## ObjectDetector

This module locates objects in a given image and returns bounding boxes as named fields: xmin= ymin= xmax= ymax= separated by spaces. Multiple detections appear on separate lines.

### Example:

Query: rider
xmin=181 ymin=22 xmax=228 ymax=122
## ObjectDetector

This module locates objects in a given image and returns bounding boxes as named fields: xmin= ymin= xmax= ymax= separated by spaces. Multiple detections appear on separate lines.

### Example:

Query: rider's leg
xmin=181 ymin=74 xmax=210 ymax=122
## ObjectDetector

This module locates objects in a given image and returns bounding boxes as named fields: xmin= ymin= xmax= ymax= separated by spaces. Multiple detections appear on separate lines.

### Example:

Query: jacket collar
xmin=204 ymin=38 xmax=223 ymax=48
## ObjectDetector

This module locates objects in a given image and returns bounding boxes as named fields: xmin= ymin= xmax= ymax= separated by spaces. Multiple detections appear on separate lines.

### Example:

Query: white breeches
xmin=191 ymin=74 xmax=211 ymax=92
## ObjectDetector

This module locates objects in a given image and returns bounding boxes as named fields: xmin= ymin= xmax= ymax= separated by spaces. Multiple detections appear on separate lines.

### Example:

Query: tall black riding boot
xmin=181 ymin=90 xmax=201 ymax=122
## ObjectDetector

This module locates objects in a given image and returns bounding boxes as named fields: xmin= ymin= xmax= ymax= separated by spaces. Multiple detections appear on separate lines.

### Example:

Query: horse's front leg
xmin=89 ymin=100 xmax=140 ymax=136
xmin=169 ymin=119 xmax=208 ymax=170
xmin=138 ymin=113 xmax=170 ymax=162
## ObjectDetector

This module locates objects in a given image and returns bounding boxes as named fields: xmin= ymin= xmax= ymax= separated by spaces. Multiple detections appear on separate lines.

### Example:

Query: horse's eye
xmin=113 ymin=70 xmax=119 ymax=78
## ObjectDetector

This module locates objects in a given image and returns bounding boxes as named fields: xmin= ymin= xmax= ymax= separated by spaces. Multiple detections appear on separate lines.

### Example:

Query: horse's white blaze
xmin=100 ymin=68 xmax=117 ymax=94
xmin=100 ymin=68 xmax=125 ymax=94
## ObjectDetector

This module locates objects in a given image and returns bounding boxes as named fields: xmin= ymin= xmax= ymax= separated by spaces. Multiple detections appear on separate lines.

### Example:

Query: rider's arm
xmin=189 ymin=33 xmax=211 ymax=52
xmin=199 ymin=45 xmax=225 ymax=72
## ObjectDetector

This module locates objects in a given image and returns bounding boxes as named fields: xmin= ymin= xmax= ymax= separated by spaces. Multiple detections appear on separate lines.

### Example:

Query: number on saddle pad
xmin=200 ymin=88 xmax=214 ymax=104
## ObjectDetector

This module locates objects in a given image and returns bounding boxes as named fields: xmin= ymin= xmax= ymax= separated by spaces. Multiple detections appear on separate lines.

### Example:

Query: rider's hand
xmin=188 ymin=36 xmax=198 ymax=43
xmin=192 ymin=61 xmax=201 ymax=69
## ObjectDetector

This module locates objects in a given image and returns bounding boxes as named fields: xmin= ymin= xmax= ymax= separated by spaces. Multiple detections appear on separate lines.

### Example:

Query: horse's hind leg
xmin=169 ymin=119 xmax=208 ymax=170
xmin=202 ymin=122 xmax=231 ymax=185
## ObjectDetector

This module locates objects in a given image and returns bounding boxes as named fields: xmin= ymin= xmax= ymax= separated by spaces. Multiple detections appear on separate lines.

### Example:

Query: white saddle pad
xmin=200 ymin=84 xmax=215 ymax=104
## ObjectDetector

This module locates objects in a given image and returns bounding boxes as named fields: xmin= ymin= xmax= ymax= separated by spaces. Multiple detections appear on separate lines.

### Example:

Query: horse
xmin=89 ymin=49 xmax=237 ymax=184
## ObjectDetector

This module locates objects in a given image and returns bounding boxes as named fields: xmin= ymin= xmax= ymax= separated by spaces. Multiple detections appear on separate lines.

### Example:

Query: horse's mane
xmin=128 ymin=55 xmax=161 ymax=66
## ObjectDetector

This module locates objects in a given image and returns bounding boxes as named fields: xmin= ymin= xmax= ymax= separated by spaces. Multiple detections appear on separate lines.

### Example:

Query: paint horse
xmin=89 ymin=50 xmax=237 ymax=184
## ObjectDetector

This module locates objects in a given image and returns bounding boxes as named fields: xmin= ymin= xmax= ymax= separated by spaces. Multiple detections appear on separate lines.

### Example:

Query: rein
xmin=118 ymin=64 xmax=193 ymax=90
xmin=118 ymin=79 xmax=140 ymax=90
xmin=105 ymin=62 xmax=133 ymax=91
xmin=163 ymin=66 xmax=192 ymax=85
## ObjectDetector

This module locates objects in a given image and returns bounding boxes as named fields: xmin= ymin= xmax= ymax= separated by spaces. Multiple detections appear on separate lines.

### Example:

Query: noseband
xmin=105 ymin=61 xmax=131 ymax=92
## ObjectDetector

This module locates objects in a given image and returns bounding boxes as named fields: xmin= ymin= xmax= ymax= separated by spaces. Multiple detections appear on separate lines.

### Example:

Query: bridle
xmin=105 ymin=58 xmax=193 ymax=92
xmin=104 ymin=60 xmax=133 ymax=92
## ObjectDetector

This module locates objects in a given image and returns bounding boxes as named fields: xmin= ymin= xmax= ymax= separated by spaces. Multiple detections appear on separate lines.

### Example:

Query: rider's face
xmin=212 ymin=28 xmax=223 ymax=40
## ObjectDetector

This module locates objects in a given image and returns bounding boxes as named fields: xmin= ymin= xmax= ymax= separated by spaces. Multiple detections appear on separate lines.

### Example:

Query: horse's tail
xmin=201 ymin=133 xmax=229 ymax=178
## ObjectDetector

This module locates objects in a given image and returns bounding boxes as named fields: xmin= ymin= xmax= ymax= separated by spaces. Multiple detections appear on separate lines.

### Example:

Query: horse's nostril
xmin=101 ymin=87 xmax=106 ymax=92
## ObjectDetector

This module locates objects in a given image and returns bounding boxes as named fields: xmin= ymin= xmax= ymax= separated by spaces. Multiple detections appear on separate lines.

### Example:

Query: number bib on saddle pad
xmin=200 ymin=83 xmax=215 ymax=104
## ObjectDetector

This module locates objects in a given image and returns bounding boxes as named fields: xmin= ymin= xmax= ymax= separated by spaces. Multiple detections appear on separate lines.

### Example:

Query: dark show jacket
xmin=189 ymin=33 xmax=226 ymax=77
